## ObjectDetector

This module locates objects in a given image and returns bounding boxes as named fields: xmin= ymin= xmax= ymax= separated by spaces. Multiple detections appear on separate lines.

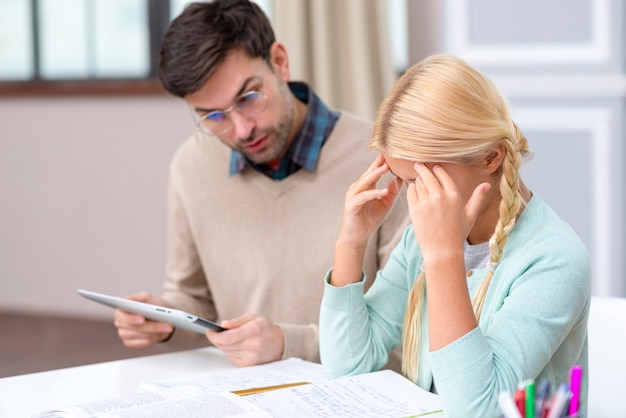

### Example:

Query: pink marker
xmin=568 ymin=364 xmax=583 ymax=416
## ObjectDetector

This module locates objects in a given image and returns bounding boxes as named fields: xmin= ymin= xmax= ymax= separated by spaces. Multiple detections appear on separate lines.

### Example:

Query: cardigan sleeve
xmin=320 ymin=227 xmax=415 ymax=378
xmin=428 ymin=225 xmax=591 ymax=417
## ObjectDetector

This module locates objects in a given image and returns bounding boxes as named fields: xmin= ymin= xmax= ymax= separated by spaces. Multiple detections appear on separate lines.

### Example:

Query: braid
xmin=401 ymin=272 xmax=426 ymax=381
xmin=402 ymin=137 xmax=527 ymax=380
xmin=373 ymin=55 xmax=534 ymax=383
xmin=472 ymin=137 xmax=522 ymax=321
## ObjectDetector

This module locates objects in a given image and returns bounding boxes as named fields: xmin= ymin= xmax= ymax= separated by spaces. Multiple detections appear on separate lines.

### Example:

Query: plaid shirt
xmin=229 ymin=82 xmax=339 ymax=180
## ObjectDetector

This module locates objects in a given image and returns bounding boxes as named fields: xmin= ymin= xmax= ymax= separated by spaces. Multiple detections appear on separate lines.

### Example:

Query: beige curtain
xmin=271 ymin=0 xmax=397 ymax=121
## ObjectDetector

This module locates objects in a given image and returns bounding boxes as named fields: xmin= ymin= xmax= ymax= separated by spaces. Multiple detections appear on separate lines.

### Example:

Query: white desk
xmin=0 ymin=347 xmax=234 ymax=417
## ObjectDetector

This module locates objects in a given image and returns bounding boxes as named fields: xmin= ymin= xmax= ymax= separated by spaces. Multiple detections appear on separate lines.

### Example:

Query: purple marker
xmin=568 ymin=364 xmax=582 ymax=416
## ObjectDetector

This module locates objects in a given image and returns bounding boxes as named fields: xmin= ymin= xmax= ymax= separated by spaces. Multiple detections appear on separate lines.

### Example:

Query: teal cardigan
xmin=320 ymin=195 xmax=591 ymax=418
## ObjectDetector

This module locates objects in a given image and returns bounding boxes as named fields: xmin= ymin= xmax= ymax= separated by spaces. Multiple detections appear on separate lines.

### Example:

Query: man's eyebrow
xmin=193 ymin=75 xmax=259 ymax=114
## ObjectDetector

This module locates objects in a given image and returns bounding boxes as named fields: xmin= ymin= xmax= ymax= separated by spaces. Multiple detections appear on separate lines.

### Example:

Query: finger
xmin=431 ymin=165 xmax=456 ymax=191
xmin=117 ymin=328 xmax=159 ymax=349
xmin=358 ymin=154 xmax=385 ymax=179
xmin=207 ymin=325 xmax=247 ymax=347
xmin=412 ymin=174 xmax=429 ymax=201
xmin=376 ymin=177 xmax=402 ymax=208
xmin=351 ymin=163 xmax=390 ymax=195
xmin=114 ymin=309 xmax=145 ymax=325
xmin=465 ymin=182 xmax=491 ymax=222
xmin=220 ymin=313 xmax=256 ymax=329
xmin=115 ymin=316 xmax=173 ymax=334
xmin=413 ymin=162 xmax=440 ymax=193
xmin=406 ymin=182 xmax=418 ymax=209
xmin=386 ymin=176 xmax=402 ymax=197
xmin=347 ymin=188 xmax=390 ymax=211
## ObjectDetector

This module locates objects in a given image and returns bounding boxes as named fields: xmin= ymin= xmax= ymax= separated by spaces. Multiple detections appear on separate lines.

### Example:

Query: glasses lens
xmin=236 ymin=91 xmax=266 ymax=117
xmin=201 ymin=111 xmax=229 ymax=134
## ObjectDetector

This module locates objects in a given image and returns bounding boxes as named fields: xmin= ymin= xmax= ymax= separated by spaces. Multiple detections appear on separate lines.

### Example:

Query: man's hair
xmin=159 ymin=0 xmax=275 ymax=97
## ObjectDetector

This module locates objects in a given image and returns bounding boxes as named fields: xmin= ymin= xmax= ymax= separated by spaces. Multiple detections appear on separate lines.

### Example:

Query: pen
xmin=524 ymin=379 xmax=535 ymax=418
xmin=535 ymin=378 xmax=551 ymax=418
xmin=402 ymin=410 xmax=445 ymax=417
xmin=498 ymin=391 xmax=523 ymax=418
xmin=514 ymin=386 xmax=525 ymax=417
xmin=567 ymin=365 xmax=582 ymax=416
xmin=546 ymin=383 xmax=571 ymax=418
xmin=232 ymin=381 xmax=311 ymax=396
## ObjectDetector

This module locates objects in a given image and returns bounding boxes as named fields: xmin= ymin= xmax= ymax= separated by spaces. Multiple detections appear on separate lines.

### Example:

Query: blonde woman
xmin=319 ymin=54 xmax=591 ymax=417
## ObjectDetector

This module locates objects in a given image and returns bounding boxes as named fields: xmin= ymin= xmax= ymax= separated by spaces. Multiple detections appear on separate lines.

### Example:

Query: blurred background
xmin=1 ymin=0 xmax=624 ymax=375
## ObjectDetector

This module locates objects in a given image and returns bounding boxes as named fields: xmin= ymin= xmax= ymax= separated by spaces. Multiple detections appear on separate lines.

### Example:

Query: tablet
xmin=77 ymin=289 xmax=226 ymax=333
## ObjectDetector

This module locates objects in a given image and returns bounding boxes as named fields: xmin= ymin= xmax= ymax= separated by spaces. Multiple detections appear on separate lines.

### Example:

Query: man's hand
xmin=206 ymin=313 xmax=284 ymax=367
xmin=113 ymin=292 xmax=174 ymax=349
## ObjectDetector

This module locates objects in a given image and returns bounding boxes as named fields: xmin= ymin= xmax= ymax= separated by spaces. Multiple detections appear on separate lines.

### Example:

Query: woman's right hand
xmin=338 ymin=154 xmax=402 ymax=248
xmin=331 ymin=154 xmax=402 ymax=286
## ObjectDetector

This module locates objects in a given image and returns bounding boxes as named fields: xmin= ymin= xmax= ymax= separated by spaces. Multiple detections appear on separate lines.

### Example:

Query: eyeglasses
xmin=196 ymin=65 xmax=268 ymax=135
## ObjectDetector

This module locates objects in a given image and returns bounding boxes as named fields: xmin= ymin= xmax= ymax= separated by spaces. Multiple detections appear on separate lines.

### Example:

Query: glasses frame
xmin=195 ymin=62 xmax=268 ymax=136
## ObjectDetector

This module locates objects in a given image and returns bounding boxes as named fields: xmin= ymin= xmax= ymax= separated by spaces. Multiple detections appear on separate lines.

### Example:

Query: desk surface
xmin=0 ymin=347 xmax=234 ymax=417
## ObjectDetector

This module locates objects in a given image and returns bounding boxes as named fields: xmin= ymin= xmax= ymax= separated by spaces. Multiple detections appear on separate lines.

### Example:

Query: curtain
xmin=271 ymin=0 xmax=397 ymax=121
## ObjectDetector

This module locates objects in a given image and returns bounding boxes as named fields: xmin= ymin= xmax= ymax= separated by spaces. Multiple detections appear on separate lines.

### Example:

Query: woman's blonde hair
xmin=370 ymin=54 xmax=532 ymax=382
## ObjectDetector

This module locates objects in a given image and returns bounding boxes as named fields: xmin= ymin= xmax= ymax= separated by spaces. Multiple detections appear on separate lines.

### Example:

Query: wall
xmin=2 ymin=0 xmax=624 ymax=322
xmin=410 ymin=0 xmax=626 ymax=297
xmin=0 ymin=94 xmax=192 ymax=318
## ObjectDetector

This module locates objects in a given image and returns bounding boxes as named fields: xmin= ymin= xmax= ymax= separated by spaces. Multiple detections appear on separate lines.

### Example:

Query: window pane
xmin=389 ymin=0 xmax=408 ymax=73
xmin=39 ymin=0 xmax=89 ymax=79
xmin=0 ymin=0 xmax=33 ymax=80
xmin=38 ymin=0 xmax=149 ymax=79
xmin=93 ymin=0 xmax=149 ymax=77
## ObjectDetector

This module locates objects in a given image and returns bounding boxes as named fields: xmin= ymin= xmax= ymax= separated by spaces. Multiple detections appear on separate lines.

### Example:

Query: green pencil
xmin=525 ymin=379 xmax=535 ymax=418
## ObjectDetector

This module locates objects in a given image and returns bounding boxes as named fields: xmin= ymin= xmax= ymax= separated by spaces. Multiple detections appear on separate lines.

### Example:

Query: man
xmin=114 ymin=0 xmax=408 ymax=368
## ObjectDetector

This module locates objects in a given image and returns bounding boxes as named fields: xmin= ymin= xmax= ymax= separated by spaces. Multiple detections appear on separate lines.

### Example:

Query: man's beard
xmin=239 ymin=117 xmax=290 ymax=165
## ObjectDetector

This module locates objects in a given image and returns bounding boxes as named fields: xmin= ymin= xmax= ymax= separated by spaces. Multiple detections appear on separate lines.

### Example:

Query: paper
xmin=32 ymin=385 xmax=271 ymax=418
xmin=246 ymin=370 xmax=444 ymax=418
xmin=33 ymin=360 xmax=444 ymax=418
xmin=140 ymin=357 xmax=328 ymax=393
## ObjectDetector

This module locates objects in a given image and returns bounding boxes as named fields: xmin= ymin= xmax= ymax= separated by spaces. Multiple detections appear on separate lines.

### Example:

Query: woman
xmin=319 ymin=54 xmax=591 ymax=417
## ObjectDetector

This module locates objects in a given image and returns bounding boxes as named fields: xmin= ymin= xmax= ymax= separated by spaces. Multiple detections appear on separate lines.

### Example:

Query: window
xmin=0 ymin=0 xmax=169 ymax=94
xmin=0 ymin=0 xmax=404 ymax=94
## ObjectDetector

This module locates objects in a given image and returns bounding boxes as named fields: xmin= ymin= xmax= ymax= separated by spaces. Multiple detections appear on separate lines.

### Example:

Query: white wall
xmin=0 ymin=94 xmax=192 ymax=318
xmin=427 ymin=0 xmax=626 ymax=297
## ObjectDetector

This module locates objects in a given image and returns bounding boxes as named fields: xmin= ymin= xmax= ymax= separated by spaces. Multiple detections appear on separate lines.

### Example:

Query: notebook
xmin=77 ymin=288 xmax=225 ymax=333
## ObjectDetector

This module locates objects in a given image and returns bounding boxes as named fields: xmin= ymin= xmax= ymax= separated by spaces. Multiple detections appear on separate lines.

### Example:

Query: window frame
xmin=0 ymin=0 xmax=170 ymax=96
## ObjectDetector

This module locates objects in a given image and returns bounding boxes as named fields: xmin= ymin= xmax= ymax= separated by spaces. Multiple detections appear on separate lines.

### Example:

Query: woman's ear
xmin=268 ymin=42 xmax=290 ymax=82
xmin=484 ymin=143 xmax=506 ymax=174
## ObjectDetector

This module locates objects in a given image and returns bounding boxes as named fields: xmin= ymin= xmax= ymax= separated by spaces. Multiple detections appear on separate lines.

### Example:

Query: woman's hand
xmin=331 ymin=154 xmax=402 ymax=286
xmin=407 ymin=163 xmax=490 ymax=260
xmin=338 ymin=154 xmax=402 ymax=249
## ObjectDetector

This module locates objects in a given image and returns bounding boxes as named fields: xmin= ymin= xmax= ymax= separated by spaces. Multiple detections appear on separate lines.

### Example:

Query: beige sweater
xmin=161 ymin=112 xmax=409 ymax=363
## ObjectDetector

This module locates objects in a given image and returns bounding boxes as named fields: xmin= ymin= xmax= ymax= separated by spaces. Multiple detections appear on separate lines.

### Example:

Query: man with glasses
xmin=113 ymin=0 xmax=409 ymax=368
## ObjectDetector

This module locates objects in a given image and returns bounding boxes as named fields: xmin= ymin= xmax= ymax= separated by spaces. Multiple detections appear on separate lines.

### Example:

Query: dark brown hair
xmin=159 ymin=0 xmax=275 ymax=97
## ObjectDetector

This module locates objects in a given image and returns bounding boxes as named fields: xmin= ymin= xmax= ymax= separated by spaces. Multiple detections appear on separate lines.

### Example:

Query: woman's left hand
xmin=407 ymin=163 xmax=490 ymax=260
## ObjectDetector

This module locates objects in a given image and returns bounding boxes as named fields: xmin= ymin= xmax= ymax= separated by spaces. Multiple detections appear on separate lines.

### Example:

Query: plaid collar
xmin=229 ymin=82 xmax=339 ymax=180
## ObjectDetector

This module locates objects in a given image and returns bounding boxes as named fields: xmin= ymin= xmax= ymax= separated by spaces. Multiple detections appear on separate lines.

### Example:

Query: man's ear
xmin=268 ymin=42 xmax=290 ymax=82
xmin=485 ymin=143 xmax=506 ymax=174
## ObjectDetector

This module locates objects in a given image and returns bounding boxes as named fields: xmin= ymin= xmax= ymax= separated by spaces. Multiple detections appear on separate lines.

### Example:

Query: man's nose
xmin=229 ymin=110 xmax=255 ymax=139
